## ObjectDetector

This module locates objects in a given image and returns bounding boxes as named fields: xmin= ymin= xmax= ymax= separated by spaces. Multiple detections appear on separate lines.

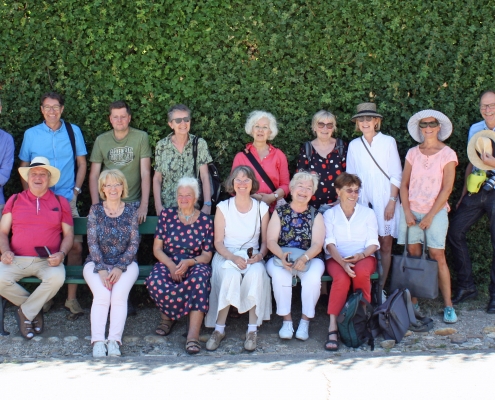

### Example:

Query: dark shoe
xmin=32 ymin=310 xmax=44 ymax=334
xmin=14 ymin=307 xmax=34 ymax=340
xmin=487 ymin=298 xmax=495 ymax=314
xmin=127 ymin=298 xmax=137 ymax=317
xmin=452 ymin=287 xmax=478 ymax=304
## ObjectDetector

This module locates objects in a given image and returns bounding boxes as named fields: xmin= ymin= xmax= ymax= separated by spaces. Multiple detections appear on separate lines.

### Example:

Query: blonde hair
xmin=98 ymin=169 xmax=129 ymax=200
xmin=312 ymin=110 xmax=337 ymax=135
xmin=355 ymin=117 xmax=381 ymax=133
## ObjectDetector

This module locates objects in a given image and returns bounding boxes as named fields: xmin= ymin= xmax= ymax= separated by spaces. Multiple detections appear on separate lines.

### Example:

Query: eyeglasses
xmin=295 ymin=185 xmax=313 ymax=192
xmin=356 ymin=116 xmax=373 ymax=122
xmin=419 ymin=121 xmax=440 ymax=128
xmin=254 ymin=125 xmax=270 ymax=131
xmin=480 ymin=103 xmax=495 ymax=111
xmin=104 ymin=183 xmax=123 ymax=189
xmin=234 ymin=178 xmax=252 ymax=184
xmin=343 ymin=188 xmax=360 ymax=194
xmin=42 ymin=105 xmax=61 ymax=111
xmin=111 ymin=116 xmax=129 ymax=121
xmin=317 ymin=122 xmax=334 ymax=129
xmin=171 ymin=117 xmax=190 ymax=124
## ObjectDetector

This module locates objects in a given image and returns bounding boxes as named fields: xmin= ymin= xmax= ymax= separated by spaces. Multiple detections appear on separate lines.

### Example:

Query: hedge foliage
xmin=1 ymin=0 xmax=495 ymax=289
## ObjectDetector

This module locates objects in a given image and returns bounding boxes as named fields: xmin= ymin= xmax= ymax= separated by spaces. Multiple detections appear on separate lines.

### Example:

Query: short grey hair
xmin=312 ymin=110 xmax=337 ymax=134
xmin=168 ymin=104 xmax=191 ymax=122
xmin=244 ymin=110 xmax=278 ymax=140
xmin=289 ymin=171 xmax=319 ymax=195
xmin=176 ymin=176 xmax=200 ymax=201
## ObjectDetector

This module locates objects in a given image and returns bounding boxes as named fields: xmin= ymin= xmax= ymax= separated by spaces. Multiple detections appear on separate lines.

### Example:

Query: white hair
xmin=289 ymin=171 xmax=319 ymax=195
xmin=244 ymin=110 xmax=278 ymax=140
xmin=176 ymin=176 xmax=200 ymax=200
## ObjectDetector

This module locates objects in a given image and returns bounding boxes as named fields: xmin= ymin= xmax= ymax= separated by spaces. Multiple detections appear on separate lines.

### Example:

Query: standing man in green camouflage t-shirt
xmin=89 ymin=101 xmax=151 ymax=223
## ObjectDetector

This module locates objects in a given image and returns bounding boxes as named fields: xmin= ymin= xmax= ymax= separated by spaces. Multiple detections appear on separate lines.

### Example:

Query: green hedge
xmin=1 ymin=0 xmax=494 ymax=290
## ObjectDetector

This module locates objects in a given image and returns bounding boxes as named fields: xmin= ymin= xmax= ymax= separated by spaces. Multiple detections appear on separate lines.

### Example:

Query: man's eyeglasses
xmin=171 ymin=117 xmax=190 ymax=124
xmin=104 ymin=183 xmax=123 ymax=189
xmin=317 ymin=122 xmax=334 ymax=129
xmin=419 ymin=121 xmax=440 ymax=128
xmin=42 ymin=105 xmax=61 ymax=112
xmin=480 ymin=103 xmax=495 ymax=111
xmin=356 ymin=116 xmax=373 ymax=122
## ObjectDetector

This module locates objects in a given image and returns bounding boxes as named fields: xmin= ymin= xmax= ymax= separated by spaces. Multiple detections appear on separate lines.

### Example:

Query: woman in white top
xmin=324 ymin=172 xmax=380 ymax=351
xmin=205 ymin=165 xmax=271 ymax=352
xmin=346 ymin=102 xmax=402 ymax=292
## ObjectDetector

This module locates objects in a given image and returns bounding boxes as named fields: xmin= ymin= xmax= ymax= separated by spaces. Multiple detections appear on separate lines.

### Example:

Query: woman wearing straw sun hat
xmin=399 ymin=110 xmax=458 ymax=323
xmin=346 ymin=103 xmax=402 ymax=299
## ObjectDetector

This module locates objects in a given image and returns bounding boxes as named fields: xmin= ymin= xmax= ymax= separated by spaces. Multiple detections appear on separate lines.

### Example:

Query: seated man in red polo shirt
xmin=0 ymin=157 xmax=73 ymax=339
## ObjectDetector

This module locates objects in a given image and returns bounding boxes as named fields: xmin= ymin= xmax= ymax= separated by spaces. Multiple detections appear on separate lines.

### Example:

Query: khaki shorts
xmin=70 ymin=196 xmax=83 ymax=243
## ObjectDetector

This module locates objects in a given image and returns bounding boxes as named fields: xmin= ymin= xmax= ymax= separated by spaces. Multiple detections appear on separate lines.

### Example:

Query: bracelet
xmin=303 ymin=253 xmax=310 ymax=261
xmin=193 ymin=257 xmax=198 ymax=264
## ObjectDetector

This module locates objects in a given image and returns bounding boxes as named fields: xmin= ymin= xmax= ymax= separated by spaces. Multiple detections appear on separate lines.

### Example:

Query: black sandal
xmin=185 ymin=339 xmax=201 ymax=355
xmin=325 ymin=330 xmax=340 ymax=351
xmin=155 ymin=319 xmax=176 ymax=336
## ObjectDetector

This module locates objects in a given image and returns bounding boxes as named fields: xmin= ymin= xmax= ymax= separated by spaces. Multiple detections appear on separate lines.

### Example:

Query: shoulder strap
xmin=403 ymin=289 xmax=418 ymax=325
xmin=336 ymin=138 xmax=344 ymax=158
xmin=244 ymin=150 xmax=277 ymax=192
xmin=360 ymin=137 xmax=390 ymax=180
xmin=192 ymin=136 xmax=199 ymax=177
xmin=64 ymin=121 xmax=78 ymax=182
xmin=304 ymin=141 xmax=313 ymax=160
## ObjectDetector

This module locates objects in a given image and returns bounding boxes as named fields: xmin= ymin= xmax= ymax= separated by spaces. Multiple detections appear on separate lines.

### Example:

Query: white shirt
xmin=323 ymin=203 xmax=380 ymax=259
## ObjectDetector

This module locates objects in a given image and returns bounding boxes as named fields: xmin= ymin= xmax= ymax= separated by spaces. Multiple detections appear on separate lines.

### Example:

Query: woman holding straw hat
xmin=399 ymin=110 xmax=458 ymax=323
xmin=346 ymin=103 xmax=402 ymax=299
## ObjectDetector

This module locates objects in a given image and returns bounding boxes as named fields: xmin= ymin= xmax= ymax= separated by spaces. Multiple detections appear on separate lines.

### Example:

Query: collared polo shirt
xmin=0 ymin=128 xmax=15 ymax=204
xmin=3 ymin=189 xmax=73 ymax=256
xmin=19 ymin=119 xmax=87 ymax=201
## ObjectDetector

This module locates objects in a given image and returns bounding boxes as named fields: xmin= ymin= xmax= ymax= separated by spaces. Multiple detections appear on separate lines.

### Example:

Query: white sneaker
xmin=279 ymin=321 xmax=294 ymax=339
xmin=107 ymin=340 xmax=121 ymax=357
xmin=295 ymin=322 xmax=309 ymax=341
xmin=93 ymin=341 xmax=107 ymax=358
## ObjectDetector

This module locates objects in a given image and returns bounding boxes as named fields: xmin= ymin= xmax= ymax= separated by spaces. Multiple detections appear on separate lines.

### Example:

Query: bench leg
xmin=0 ymin=296 xmax=10 ymax=336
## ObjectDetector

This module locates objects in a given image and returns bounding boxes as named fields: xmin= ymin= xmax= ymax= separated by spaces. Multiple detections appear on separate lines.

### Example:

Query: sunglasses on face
xmin=171 ymin=117 xmax=191 ymax=124
xmin=343 ymin=188 xmax=360 ymax=194
xmin=419 ymin=121 xmax=440 ymax=128
xmin=317 ymin=122 xmax=334 ymax=129
xmin=356 ymin=116 xmax=373 ymax=122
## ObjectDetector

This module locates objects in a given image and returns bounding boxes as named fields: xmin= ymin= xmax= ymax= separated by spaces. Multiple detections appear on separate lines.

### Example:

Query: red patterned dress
xmin=145 ymin=208 xmax=213 ymax=319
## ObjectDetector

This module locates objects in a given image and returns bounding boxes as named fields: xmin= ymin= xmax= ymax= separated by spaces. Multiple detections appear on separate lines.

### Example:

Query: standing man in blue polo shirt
xmin=19 ymin=92 xmax=87 ymax=316
xmin=0 ymin=98 xmax=15 ymax=219
xmin=448 ymin=89 xmax=495 ymax=313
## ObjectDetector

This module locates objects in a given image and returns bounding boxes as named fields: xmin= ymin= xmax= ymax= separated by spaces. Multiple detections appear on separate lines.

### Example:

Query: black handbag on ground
xmin=390 ymin=227 xmax=439 ymax=299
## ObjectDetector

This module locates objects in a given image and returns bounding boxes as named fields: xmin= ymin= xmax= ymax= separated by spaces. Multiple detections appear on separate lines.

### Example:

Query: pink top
xmin=406 ymin=145 xmax=458 ymax=213
xmin=232 ymin=143 xmax=290 ymax=196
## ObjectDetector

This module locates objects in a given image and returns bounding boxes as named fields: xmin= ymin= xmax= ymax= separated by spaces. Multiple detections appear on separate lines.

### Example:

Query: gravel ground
xmin=1 ymin=290 xmax=495 ymax=361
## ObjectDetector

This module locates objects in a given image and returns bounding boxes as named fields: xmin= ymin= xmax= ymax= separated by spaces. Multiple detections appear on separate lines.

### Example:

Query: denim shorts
xmin=397 ymin=208 xmax=449 ymax=249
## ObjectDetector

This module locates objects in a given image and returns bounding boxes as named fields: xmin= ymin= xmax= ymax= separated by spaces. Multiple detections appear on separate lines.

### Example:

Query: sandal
xmin=155 ymin=319 xmax=176 ymax=336
xmin=14 ymin=307 xmax=34 ymax=340
xmin=325 ymin=330 xmax=340 ymax=351
xmin=32 ymin=310 xmax=44 ymax=334
xmin=185 ymin=339 xmax=201 ymax=355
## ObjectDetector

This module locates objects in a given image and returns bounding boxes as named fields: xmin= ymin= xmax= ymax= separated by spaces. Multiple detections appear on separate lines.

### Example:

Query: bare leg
xmin=378 ymin=235 xmax=393 ymax=288
xmin=248 ymin=307 xmax=257 ymax=325
xmin=216 ymin=306 xmax=230 ymax=325
xmin=429 ymin=248 xmax=453 ymax=307
xmin=187 ymin=310 xmax=204 ymax=341
xmin=407 ymin=243 xmax=423 ymax=305
xmin=326 ymin=314 xmax=339 ymax=350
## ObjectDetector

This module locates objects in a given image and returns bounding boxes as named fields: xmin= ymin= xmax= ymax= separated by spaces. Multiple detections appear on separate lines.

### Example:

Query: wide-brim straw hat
xmin=467 ymin=130 xmax=495 ymax=170
xmin=18 ymin=156 xmax=60 ymax=187
xmin=351 ymin=102 xmax=383 ymax=121
xmin=407 ymin=110 xmax=453 ymax=143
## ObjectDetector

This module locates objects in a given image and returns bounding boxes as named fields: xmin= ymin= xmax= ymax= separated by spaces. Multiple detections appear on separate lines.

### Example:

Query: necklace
xmin=178 ymin=209 xmax=196 ymax=223
xmin=104 ymin=202 xmax=124 ymax=216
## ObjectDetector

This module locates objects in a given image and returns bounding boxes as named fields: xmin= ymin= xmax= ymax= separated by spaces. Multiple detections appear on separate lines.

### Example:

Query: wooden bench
xmin=0 ymin=216 xmax=380 ymax=336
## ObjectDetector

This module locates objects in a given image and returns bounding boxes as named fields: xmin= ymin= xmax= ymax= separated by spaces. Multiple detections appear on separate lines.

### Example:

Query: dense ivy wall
xmin=1 ymin=0 xmax=495 ymax=289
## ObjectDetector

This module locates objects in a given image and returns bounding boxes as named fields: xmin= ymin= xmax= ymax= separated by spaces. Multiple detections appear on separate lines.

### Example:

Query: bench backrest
xmin=73 ymin=216 xmax=159 ymax=236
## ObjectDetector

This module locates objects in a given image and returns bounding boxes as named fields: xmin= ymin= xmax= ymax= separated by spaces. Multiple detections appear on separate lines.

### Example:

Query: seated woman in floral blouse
xmin=83 ymin=169 xmax=139 ymax=358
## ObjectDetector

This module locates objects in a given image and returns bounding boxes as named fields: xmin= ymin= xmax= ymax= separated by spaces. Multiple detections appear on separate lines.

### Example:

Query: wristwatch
xmin=74 ymin=187 xmax=82 ymax=194
xmin=389 ymin=196 xmax=398 ymax=202
xmin=273 ymin=193 xmax=279 ymax=199
xmin=204 ymin=201 xmax=212 ymax=206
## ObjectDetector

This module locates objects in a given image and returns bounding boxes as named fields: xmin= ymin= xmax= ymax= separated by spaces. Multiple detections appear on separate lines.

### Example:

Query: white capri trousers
xmin=83 ymin=262 xmax=139 ymax=344
xmin=266 ymin=257 xmax=324 ymax=318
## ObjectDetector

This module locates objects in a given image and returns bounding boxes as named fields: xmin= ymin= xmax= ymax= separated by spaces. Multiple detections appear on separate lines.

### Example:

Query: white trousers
xmin=266 ymin=257 xmax=324 ymax=318
xmin=83 ymin=262 xmax=139 ymax=344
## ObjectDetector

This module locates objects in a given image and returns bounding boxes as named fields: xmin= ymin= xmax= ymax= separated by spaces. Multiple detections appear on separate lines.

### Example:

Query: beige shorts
xmin=70 ymin=196 xmax=83 ymax=243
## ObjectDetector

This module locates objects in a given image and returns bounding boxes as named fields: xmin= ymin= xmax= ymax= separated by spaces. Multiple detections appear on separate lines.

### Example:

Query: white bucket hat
xmin=407 ymin=110 xmax=452 ymax=142
xmin=18 ymin=157 xmax=60 ymax=187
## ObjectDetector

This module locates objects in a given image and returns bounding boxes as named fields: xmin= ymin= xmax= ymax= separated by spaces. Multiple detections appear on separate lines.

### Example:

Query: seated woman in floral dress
xmin=145 ymin=177 xmax=213 ymax=354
